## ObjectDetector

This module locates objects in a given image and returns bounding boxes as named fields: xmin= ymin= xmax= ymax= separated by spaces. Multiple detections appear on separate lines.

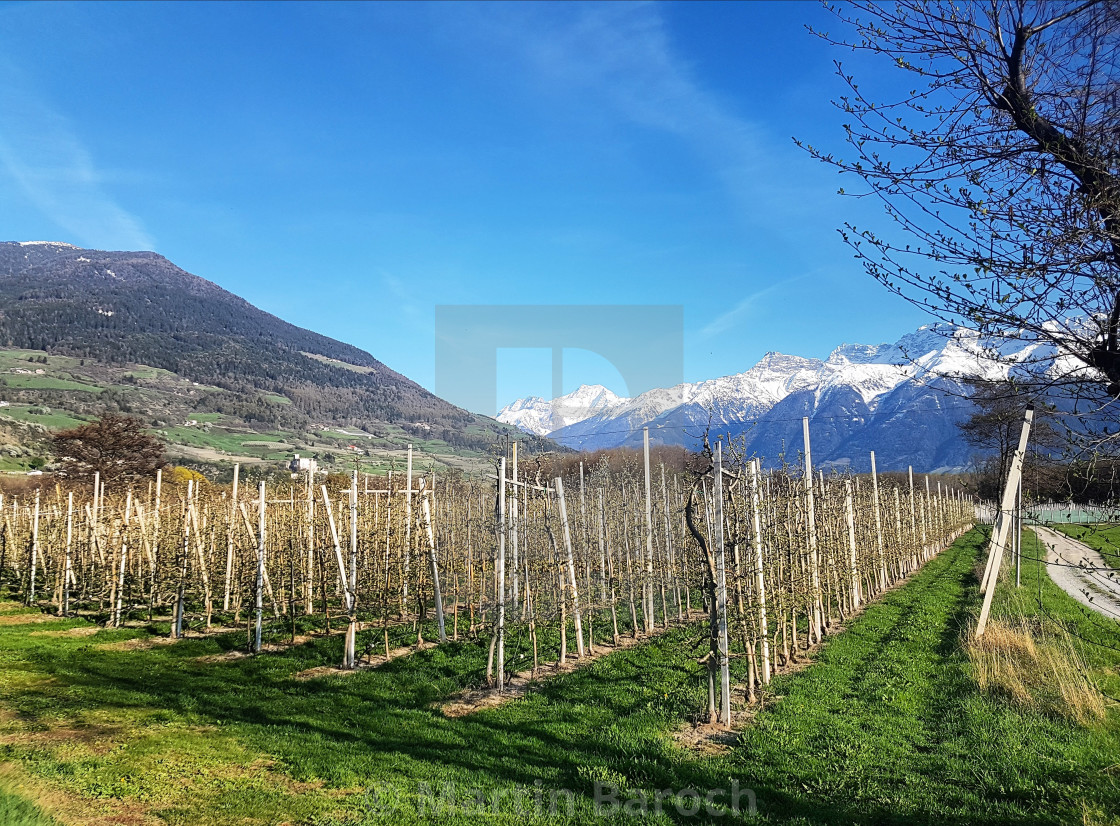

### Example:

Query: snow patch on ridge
xmin=498 ymin=323 xmax=1068 ymax=449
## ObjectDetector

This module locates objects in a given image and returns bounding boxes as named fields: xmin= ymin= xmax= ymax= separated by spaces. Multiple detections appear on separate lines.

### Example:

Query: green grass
xmin=0 ymin=788 xmax=58 ymax=826
xmin=0 ymin=404 xmax=87 ymax=430
xmin=1 ymin=531 xmax=1117 ymax=824
xmin=996 ymin=529 xmax=1120 ymax=701
xmin=186 ymin=412 xmax=225 ymax=424
xmin=1049 ymin=523 xmax=1120 ymax=571
xmin=0 ymin=350 xmax=78 ymax=371
xmin=159 ymin=426 xmax=292 ymax=456
xmin=124 ymin=366 xmax=176 ymax=380
xmin=733 ymin=529 xmax=1120 ymax=825
xmin=0 ymin=375 xmax=102 ymax=393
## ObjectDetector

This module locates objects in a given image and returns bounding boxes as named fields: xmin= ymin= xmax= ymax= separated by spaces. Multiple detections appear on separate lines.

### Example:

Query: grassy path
xmin=1 ymin=530 xmax=1117 ymax=824
xmin=734 ymin=530 xmax=1120 ymax=825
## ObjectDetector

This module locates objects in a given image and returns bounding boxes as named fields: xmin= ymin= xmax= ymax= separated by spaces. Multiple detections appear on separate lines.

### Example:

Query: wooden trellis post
xmin=254 ymin=481 xmax=266 ymax=655
xmin=496 ymin=457 xmax=507 ymax=690
xmin=555 ymin=477 xmax=586 ymax=659
xmin=844 ymin=480 xmax=861 ymax=611
xmin=870 ymin=451 xmax=887 ymax=592
xmin=713 ymin=441 xmax=731 ymax=727
xmin=28 ymin=489 xmax=40 ymax=605
xmin=750 ymin=458 xmax=771 ymax=684
xmin=802 ymin=418 xmax=823 ymax=641
xmin=404 ymin=444 xmax=413 ymax=603
xmin=62 ymin=491 xmax=73 ymax=616
xmin=642 ymin=427 xmax=655 ymax=632
xmin=977 ymin=406 xmax=1034 ymax=638
xmin=420 ymin=480 xmax=447 ymax=643
xmin=224 ymin=463 xmax=238 ymax=611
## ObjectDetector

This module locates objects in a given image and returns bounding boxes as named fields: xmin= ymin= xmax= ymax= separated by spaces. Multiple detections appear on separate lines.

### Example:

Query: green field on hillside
xmin=0 ymin=346 xmax=500 ymax=479
xmin=0 ymin=375 xmax=103 ymax=393
xmin=0 ymin=404 xmax=88 ymax=430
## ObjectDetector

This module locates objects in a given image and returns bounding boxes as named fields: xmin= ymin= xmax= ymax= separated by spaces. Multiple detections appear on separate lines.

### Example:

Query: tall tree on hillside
xmin=53 ymin=414 xmax=166 ymax=486
xmin=803 ymin=2 xmax=1120 ymax=399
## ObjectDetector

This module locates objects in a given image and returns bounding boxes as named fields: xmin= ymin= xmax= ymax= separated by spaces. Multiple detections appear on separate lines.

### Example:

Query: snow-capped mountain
xmin=496 ymin=325 xmax=1063 ymax=473
xmin=497 ymin=385 xmax=625 ymax=436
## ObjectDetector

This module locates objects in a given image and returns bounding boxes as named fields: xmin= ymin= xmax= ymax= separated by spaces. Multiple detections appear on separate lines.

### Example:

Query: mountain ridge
xmin=0 ymin=241 xmax=543 ymax=455
xmin=498 ymin=325 xmax=1063 ymax=472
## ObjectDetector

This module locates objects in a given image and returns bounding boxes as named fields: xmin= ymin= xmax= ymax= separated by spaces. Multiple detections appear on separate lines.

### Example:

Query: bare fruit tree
xmin=52 ymin=414 xmax=166 ymax=486
xmin=803 ymin=1 xmax=1120 ymax=395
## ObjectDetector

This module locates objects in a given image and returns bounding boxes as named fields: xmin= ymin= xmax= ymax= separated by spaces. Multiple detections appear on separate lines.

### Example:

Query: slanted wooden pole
xmin=223 ymin=463 xmax=239 ymax=611
xmin=977 ymin=407 xmax=1034 ymax=637
xmin=555 ymin=477 xmax=586 ymax=658
xmin=421 ymin=481 xmax=447 ymax=643
xmin=320 ymin=485 xmax=353 ymax=665
xmin=346 ymin=470 xmax=359 ymax=667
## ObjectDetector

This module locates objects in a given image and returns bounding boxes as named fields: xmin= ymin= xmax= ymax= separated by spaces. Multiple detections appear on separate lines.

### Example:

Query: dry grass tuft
xmin=968 ymin=617 xmax=1106 ymax=726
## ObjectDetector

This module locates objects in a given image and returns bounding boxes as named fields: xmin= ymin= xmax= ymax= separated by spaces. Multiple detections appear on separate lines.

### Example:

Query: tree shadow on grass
xmin=0 ymin=535 xmax=1090 ymax=825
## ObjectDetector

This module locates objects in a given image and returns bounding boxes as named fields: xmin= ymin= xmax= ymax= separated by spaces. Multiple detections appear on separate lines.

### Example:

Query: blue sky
xmin=0 ymin=1 xmax=932 ymax=414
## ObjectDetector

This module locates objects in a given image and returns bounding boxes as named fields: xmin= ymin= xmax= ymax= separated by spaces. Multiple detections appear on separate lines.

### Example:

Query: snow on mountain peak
xmin=827 ymin=342 xmax=894 ymax=365
xmin=498 ymin=322 xmax=1060 ymax=468
xmin=497 ymin=384 xmax=629 ymax=436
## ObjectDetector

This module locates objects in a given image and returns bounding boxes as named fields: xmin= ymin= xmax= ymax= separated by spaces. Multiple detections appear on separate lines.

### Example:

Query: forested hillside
xmin=0 ymin=242 xmax=533 ymax=452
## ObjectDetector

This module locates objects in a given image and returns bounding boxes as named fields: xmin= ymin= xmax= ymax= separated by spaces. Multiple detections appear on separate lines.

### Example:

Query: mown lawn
xmin=735 ymin=528 xmax=1120 ymax=825
xmin=0 ymin=529 xmax=1117 ymax=825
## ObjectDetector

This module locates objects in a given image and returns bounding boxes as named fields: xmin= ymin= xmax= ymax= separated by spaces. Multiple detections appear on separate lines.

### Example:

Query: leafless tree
xmin=803 ymin=2 xmax=1120 ymax=398
xmin=958 ymin=378 xmax=1061 ymax=495
xmin=52 ymin=414 xmax=166 ymax=486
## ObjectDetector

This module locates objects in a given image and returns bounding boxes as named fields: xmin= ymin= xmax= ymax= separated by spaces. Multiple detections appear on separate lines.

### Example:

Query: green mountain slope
xmin=0 ymin=242 xmax=551 ymax=473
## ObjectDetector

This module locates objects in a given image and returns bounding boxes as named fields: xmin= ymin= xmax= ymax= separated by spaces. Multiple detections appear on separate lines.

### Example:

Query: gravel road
xmin=1030 ymin=526 xmax=1120 ymax=621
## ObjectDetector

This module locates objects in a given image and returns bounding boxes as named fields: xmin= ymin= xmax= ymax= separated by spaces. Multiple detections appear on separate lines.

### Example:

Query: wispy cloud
xmin=380 ymin=271 xmax=426 ymax=331
xmin=700 ymin=274 xmax=811 ymax=339
xmin=448 ymin=2 xmax=780 ymax=218
xmin=0 ymin=62 xmax=153 ymax=250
